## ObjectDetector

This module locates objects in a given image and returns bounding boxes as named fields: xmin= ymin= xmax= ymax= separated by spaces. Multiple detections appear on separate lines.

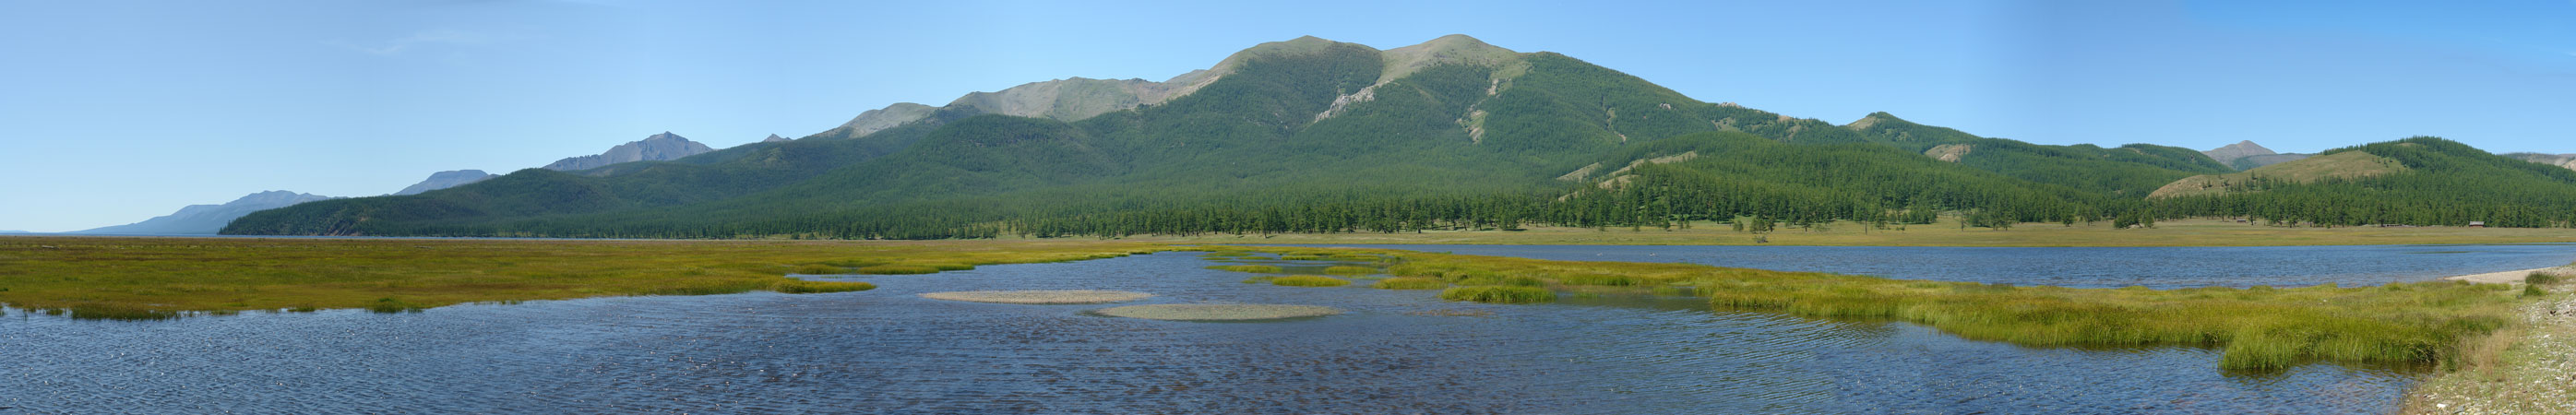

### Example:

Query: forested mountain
xmin=2157 ymin=137 xmax=2576 ymax=227
xmin=224 ymin=35 xmax=2575 ymax=238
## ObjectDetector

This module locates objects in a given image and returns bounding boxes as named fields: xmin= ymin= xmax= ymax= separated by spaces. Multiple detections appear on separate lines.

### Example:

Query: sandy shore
xmin=2444 ymin=267 xmax=2576 ymax=284
xmin=2403 ymin=281 xmax=2576 ymax=414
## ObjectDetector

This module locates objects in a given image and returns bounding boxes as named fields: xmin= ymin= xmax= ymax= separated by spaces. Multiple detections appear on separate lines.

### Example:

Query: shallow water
xmin=0 ymin=252 xmax=2424 ymax=413
xmin=1286 ymin=243 xmax=2576 ymax=288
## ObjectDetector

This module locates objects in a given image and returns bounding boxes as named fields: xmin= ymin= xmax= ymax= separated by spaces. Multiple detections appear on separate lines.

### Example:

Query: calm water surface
xmin=0 ymin=250 xmax=2480 ymax=413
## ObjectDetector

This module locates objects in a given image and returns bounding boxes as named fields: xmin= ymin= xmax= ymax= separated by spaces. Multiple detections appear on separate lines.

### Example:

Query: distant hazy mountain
xmin=541 ymin=132 xmax=716 ymax=172
xmin=2505 ymin=153 xmax=2576 ymax=172
xmin=77 ymin=191 xmax=336 ymax=234
xmin=763 ymin=134 xmax=791 ymax=143
xmin=392 ymin=170 xmax=496 ymax=196
xmin=0 ymin=230 xmax=31 ymax=234
xmin=2200 ymin=140 xmax=2313 ymax=171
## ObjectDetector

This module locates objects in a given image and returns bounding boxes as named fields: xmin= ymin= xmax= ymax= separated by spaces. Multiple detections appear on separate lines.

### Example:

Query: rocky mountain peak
xmin=764 ymin=134 xmax=791 ymax=143
xmin=543 ymin=132 xmax=718 ymax=172
xmin=1378 ymin=34 xmax=1523 ymax=86
xmin=393 ymin=170 xmax=497 ymax=196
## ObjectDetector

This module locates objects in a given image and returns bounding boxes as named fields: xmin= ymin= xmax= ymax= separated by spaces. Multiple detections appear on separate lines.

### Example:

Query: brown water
xmin=0 ymin=252 xmax=2418 ymax=413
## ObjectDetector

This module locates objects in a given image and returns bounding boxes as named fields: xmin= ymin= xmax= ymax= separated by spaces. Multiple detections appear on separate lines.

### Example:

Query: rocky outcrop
xmin=392 ymin=170 xmax=495 ymax=196
xmin=762 ymin=134 xmax=791 ymax=143
xmin=542 ymin=132 xmax=716 ymax=172
xmin=836 ymin=102 xmax=938 ymax=138
xmin=74 ymin=191 xmax=337 ymax=235
xmin=2505 ymin=152 xmax=2576 ymax=172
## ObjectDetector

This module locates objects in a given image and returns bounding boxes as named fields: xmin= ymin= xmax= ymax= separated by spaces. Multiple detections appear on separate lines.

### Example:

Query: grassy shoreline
xmin=2402 ymin=270 xmax=2575 ymax=414
xmin=0 ymin=236 xmax=1161 ymax=319
xmin=1215 ymin=246 xmax=2533 ymax=371
xmin=1127 ymin=218 xmax=2576 ymax=247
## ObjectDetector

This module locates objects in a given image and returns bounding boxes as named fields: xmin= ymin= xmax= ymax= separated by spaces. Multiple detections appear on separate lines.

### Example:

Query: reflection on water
xmin=1290 ymin=243 xmax=2576 ymax=288
xmin=1 ymin=253 xmax=2413 ymax=413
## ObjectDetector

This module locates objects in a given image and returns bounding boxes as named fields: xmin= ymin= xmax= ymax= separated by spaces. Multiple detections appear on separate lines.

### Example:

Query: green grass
xmin=1270 ymin=246 xmax=2526 ymax=371
xmin=927 ymin=263 xmax=976 ymax=271
xmin=0 ymin=237 xmax=1155 ymax=318
xmin=793 ymin=264 xmax=846 ymax=274
xmin=1279 ymin=255 xmax=1326 ymax=260
xmin=1146 ymin=218 xmax=2576 ymax=247
xmin=1323 ymin=266 xmax=1377 ymax=276
xmin=1270 ymin=275 xmax=1352 ymax=287
xmin=2529 ymin=273 xmax=2563 ymax=285
xmin=1206 ymin=265 xmax=1282 ymax=273
xmin=1371 ymin=277 xmax=1447 ymax=290
xmin=1440 ymin=286 xmax=1556 ymax=303
xmin=855 ymin=265 xmax=941 ymax=275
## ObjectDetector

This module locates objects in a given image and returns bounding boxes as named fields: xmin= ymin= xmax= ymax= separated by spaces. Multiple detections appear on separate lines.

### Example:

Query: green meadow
xmin=0 ymin=236 xmax=1161 ymax=319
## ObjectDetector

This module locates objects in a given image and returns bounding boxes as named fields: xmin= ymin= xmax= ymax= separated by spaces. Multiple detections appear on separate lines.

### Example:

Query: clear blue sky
xmin=4 ymin=0 xmax=2571 ymax=232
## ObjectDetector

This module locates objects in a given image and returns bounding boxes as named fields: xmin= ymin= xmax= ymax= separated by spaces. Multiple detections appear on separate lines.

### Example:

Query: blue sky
xmin=3 ymin=0 xmax=2571 ymax=232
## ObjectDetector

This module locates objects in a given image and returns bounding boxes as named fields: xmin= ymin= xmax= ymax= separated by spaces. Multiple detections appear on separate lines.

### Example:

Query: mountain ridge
xmin=542 ymin=132 xmax=716 ymax=172
xmin=78 ymin=191 xmax=337 ymax=234
xmin=224 ymin=35 xmax=2576 ymax=238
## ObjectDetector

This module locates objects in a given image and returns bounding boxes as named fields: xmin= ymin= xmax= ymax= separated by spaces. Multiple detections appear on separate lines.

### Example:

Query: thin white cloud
xmin=335 ymin=29 xmax=497 ymax=56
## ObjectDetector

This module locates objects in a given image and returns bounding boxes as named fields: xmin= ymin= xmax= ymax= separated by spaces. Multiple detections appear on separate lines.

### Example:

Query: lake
xmin=8 ymin=244 xmax=2567 ymax=413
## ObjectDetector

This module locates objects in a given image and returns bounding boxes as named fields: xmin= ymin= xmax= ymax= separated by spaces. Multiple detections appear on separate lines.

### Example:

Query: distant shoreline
xmin=2446 ymin=267 xmax=2575 ymax=284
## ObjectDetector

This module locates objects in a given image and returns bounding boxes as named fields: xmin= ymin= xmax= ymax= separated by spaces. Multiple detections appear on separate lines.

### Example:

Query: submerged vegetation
xmin=1268 ymin=275 xmax=1352 ymax=287
xmin=1371 ymin=277 xmax=1448 ymax=290
xmin=1206 ymin=265 xmax=1283 ymax=273
xmin=1439 ymin=286 xmax=1556 ymax=303
xmin=0 ymin=236 xmax=1159 ymax=318
xmin=1092 ymin=303 xmax=1344 ymax=321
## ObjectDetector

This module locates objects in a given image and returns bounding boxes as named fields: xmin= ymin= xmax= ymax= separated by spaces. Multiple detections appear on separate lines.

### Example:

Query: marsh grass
xmin=1322 ymin=266 xmax=1377 ymax=276
xmin=1206 ymin=265 xmax=1283 ymax=273
xmin=1371 ymin=277 xmax=1446 ymax=290
xmin=856 ymin=265 xmax=941 ymax=275
xmin=793 ymin=264 xmax=846 ymax=274
xmin=1258 ymin=246 xmax=2528 ymax=371
xmin=1279 ymin=255 xmax=1325 ymax=260
xmin=1439 ymin=286 xmax=1556 ymax=303
xmin=1269 ymin=275 xmax=1351 ymax=287
xmin=0 ymin=237 xmax=1160 ymax=318
xmin=2529 ymin=272 xmax=2563 ymax=285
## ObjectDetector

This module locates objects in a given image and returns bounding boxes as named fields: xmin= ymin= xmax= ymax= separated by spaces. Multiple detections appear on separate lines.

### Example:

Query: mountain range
xmin=75 ymin=191 xmax=338 ymax=234
xmin=221 ymin=35 xmax=2576 ymax=238
xmin=72 ymin=133 xmax=730 ymax=234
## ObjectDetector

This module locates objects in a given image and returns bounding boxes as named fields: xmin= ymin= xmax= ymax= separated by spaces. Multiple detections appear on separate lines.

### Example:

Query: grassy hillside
xmin=2150 ymin=150 xmax=2408 ymax=198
